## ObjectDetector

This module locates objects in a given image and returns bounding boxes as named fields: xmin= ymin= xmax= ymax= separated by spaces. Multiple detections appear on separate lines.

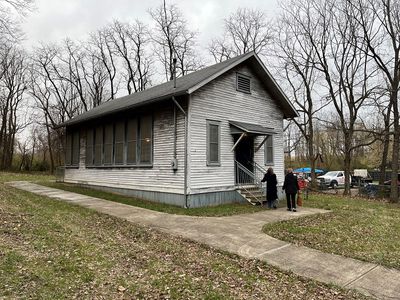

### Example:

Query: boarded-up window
xmin=72 ymin=131 xmax=80 ymax=166
xmin=86 ymin=129 xmax=94 ymax=166
xmin=127 ymin=119 xmax=137 ymax=164
xmin=103 ymin=124 xmax=113 ymax=165
xmin=207 ymin=120 xmax=220 ymax=165
xmin=94 ymin=126 xmax=103 ymax=166
xmin=264 ymin=135 xmax=274 ymax=164
xmin=236 ymin=73 xmax=251 ymax=93
xmin=140 ymin=116 xmax=152 ymax=164
xmin=114 ymin=121 xmax=125 ymax=165
xmin=65 ymin=132 xmax=72 ymax=166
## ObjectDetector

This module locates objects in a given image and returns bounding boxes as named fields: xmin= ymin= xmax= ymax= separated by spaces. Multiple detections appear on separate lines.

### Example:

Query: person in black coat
xmin=261 ymin=167 xmax=278 ymax=209
xmin=282 ymin=168 xmax=300 ymax=212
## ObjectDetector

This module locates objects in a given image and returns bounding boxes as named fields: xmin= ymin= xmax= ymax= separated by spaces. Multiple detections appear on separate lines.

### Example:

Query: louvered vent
xmin=237 ymin=74 xmax=251 ymax=93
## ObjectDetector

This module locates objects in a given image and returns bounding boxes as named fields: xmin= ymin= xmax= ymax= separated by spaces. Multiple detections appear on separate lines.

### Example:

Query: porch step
xmin=238 ymin=186 xmax=265 ymax=206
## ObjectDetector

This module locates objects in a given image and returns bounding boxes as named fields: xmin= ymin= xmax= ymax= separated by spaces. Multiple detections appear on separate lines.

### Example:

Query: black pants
xmin=286 ymin=193 xmax=297 ymax=210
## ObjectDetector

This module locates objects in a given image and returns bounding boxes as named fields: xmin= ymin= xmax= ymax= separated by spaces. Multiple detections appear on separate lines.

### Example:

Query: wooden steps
xmin=238 ymin=186 xmax=265 ymax=205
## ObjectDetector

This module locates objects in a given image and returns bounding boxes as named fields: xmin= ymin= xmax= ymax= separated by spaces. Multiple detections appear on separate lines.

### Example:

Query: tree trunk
xmin=343 ymin=133 xmax=352 ymax=196
xmin=379 ymin=132 xmax=390 ymax=185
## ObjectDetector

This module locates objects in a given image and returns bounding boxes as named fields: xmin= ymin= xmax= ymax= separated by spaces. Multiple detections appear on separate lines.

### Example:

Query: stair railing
xmin=235 ymin=160 xmax=264 ymax=205
xmin=253 ymin=161 xmax=267 ymax=193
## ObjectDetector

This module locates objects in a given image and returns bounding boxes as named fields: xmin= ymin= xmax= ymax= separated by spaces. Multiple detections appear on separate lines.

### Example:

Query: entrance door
xmin=235 ymin=135 xmax=254 ymax=173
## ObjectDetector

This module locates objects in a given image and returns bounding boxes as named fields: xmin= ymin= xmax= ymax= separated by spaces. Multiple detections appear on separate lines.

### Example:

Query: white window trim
xmin=206 ymin=120 xmax=221 ymax=166
xmin=264 ymin=135 xmax=274 ymax=165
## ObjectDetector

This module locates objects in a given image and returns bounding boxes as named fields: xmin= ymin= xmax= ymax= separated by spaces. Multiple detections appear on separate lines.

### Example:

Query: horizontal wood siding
xmin=188 ymin=64 xmax=285 ymax=192
xmin=64 ymin=104 xmax=186 ymax=195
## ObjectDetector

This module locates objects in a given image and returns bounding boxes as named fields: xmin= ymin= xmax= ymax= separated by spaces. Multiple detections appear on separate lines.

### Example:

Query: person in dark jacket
xmin=282 ymin=168 xmax=300 ymax=212
xmin=261 ymin=167 xmax=278 ymax=209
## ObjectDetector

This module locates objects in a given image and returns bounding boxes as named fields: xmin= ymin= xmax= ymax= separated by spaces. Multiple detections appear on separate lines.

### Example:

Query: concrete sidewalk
xmin=7 ymin=181 xmax=400 ymax=300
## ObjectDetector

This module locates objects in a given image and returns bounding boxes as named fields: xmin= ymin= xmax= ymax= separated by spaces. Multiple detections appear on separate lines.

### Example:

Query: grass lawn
xmin=0 ymin=174 xmax=369 ymax=299
xmin=39 ymin=181 xmax=270 ymax=217
xmin=0 ymin=171 xmax=54 ymax=183
xmin=263 ymin=192 xmax=400 ymax=270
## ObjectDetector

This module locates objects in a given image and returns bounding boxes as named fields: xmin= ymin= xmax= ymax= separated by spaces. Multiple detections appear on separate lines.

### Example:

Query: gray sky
xmin=21 ymin=0 xmax=279 ymax=50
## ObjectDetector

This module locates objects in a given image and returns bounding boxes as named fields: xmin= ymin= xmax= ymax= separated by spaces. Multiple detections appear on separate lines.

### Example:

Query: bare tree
xmin=150 ymin=0 xmax=203 ymax=81
xmin=275 ymin=10 xmax=331 ymax=186
xmin=352 ymin=0 xmax=400 ymax=202
xmin=209 ymin=8 xmax=273 ymax=62
xmin=0 ymin=44 xmax=28 ymax=169
xmin=88 ymin=27 xmax=118 ymax=100
xmin=0 ymin=0 xmax=34 ymax=42
xmin=282 ymin=0 xmax=379 ymax=195
xmin=109 ymin=20 xmax=152 ymax=94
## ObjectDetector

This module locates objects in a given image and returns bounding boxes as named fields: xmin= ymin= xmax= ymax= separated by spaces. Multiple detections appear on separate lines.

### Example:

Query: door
xmin=235 ymin=135 xmax=254 ymax=184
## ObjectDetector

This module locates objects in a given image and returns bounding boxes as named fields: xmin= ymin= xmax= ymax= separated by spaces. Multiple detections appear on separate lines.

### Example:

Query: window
xmin=236 ymin=73 xmax=251 ymax=93
xmin=126 ymin=119 xmax=138 ymax=164
xmin=65 ymin=133 xmax=72 ymax=166
xmin=264 ymin=135 xmax=273 ymax=165
xmin=72 ymin=131 xmax=80 ymax=166
xmin=94 ymin=126 xmax=103 ymax=166
xmin=86 ymin=129 xmax=94 ymax=166
xmin=140 ymin=115 xmax=152 ymax=164
xmin=114 ymin=121 xmax=125 ymax=165
xmin=103 ymin=124 xmax=113 ymax=165
xmin=207 ymin=120 xmax=220 ymax=166
xmin=65 ymin=131 xmax=79 ymax=167
xmin=86 ymin=115 xmax=153 ymax=167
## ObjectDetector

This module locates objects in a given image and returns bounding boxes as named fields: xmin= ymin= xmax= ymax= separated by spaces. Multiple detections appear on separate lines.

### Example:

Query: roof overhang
xmin=229 ymin=120 xmax=276 ymax=135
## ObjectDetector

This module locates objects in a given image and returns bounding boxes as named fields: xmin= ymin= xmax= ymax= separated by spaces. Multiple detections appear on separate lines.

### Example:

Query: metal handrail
xmin=235 ymin=160 xmax=263 ymax=205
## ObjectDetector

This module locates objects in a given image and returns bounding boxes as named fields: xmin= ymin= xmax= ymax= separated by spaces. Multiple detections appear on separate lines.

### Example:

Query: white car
xmin=317 ymin=171 xmax=349 ymax=188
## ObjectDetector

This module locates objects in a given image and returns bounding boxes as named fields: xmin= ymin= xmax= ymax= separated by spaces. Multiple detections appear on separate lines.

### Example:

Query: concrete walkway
xmin=7 ymin=181 xmax=400 ymax=300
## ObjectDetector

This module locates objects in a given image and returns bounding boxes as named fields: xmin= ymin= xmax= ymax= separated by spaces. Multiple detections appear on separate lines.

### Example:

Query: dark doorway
xmin=235 ymin=135 xmax=254 ymax=173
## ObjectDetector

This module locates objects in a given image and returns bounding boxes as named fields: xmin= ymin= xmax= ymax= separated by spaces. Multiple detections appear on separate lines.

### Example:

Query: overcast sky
xmin=21 ymin=0 xmax=279 ymax=50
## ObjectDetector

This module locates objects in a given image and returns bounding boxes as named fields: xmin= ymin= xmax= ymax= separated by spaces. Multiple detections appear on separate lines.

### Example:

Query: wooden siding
xmin=188 ymin=64 xmax=285 ymax=193
xmin=64 ymin=103 xmax=186 ymax=196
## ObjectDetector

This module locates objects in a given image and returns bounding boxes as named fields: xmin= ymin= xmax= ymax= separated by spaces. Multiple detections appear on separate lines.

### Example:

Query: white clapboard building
xmin=60 ymin=52 xmax=298 ymax=207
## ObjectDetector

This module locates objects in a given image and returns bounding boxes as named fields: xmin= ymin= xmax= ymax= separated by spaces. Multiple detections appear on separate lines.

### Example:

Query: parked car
xmin=351 ymin=169 xmax=373 ymax=187
xmin=317 ymin=171 xmax=349 ymax=188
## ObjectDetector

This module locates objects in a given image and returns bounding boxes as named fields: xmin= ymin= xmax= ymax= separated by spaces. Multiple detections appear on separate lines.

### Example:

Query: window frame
xmin=264 ymin=135 xmax=274 ymax=165
xmin=236 ymin=72 xmax=251 ymax=94
xmin=85 ymin=115 xmax=153 ymax=168
xmin=113 ymin=121 xmax=125 ymax=165
xmin=85 ymin=129 xmax=94 ymax=166
xmin=103 ymin=123 xmax=114 ymax=165
xmin=206 ymin=120 xmax=221 ymax=166
xmin=65 ymin=130 xmax=80 ymax=168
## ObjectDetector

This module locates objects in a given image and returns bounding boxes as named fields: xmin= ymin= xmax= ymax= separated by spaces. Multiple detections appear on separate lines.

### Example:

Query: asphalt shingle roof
xmin=61 ymin=52 xmax=252 ymax=127
xmin=60 ymin=51 xmax=298 ymax=127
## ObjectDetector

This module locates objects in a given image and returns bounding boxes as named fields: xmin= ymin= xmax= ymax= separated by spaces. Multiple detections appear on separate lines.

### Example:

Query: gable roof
xmin=60 ymin=52 xmax=298 ymax=127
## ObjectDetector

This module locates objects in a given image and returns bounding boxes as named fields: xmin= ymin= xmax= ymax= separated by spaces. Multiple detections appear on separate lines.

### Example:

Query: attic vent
xmin=236 ymin=73 xmax=251 ymax=93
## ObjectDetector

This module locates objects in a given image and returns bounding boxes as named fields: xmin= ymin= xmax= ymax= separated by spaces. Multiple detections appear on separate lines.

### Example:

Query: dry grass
xmin=264 ymin=193 xmax=400 ymax=270
xmin=0 ymin=172 xmax=369 ymax=299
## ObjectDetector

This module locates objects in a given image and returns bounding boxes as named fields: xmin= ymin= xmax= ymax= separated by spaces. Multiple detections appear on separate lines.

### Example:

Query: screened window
xmin=86 ymin=129 xmax=94 ymax=166
xmin=264 ymin=135 xmax=274 ymax=164
xmin=94 ymin=126 xmax=103 ymax=166
xmin=126 ymin=119 xmax=137 ymax=164
xmin=103 ymin=124 xmax=113 ymax=165
xmin=236 ymin=73 xmax=251 ymax=93
xmin=140 ymin=115 xmax=152 ymax=164
xmin=65 ymin=133 xmax=72 ymax=166
xmin=114 ymin=121 xmax=125 ymax=165
xmin=85 ymin=115 xmax=153 ymax=167
xmin=207 ymin=120 xmax=220 ymax=165
xmin=72 ymin=131 xmax=80 ymax=166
